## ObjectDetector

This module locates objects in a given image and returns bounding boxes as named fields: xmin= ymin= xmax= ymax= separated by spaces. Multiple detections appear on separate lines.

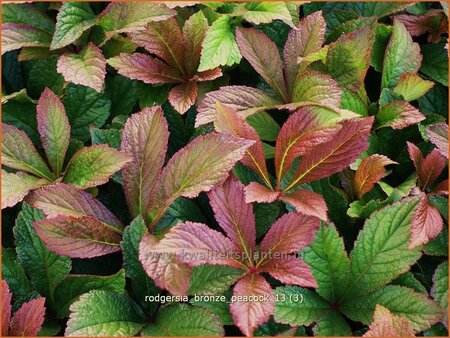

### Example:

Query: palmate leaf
xmin=1 ymin=23 xmax=52 ymax=54
xmin=363 ymin=305 xmax=415 ymax=337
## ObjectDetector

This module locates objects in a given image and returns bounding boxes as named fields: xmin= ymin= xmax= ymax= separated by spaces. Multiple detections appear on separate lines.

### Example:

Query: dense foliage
xmin=1 ymin=1 xmax=448 ymax=337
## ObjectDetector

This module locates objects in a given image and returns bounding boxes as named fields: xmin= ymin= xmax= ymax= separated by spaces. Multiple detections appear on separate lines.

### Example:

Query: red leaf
xmin=409 ymin=193 xmax=444 ymax=248
xmin=236 ymin=27 xmax=288 ymax=102
xmin=139 ymin=233 xmax=191 ymax=295
xmin=34 ymin=215 xmax=122 ymax=258
xmin=2 ymin=280 xmax=12 ymax=336
xmin=363 ymin=304 xmax=415 ymax=337
xmin=107 ymin=53 xmax=183 ymax=84
xmin=230 ymin=274 xmax=274 ymax=337
xmin=354 ymin=154 xmax=397 ymax=198
xmin=431 ymin=179 xmax=448 ymax=195
xmin=280 ymin=189 xmax=328 ymax=221
xmin=259 ymin=213 xmax=320 ymax=255
xmin=208 ymin=178 xmax=256 ymax=258
xmin=193 ymin=68 xmax=222 ymax=82
xmin=408 ymin=142 xmax=446 ymax=190
xmin=426 ymin=123 xmax=448 ymax=159
xmin=395 ymin=10 xmax=447 ymax=43
xmin=168 ymin=81 xmax=198 ymax=114
xmin=285 ymin=117 xmax=373 ymax=191
xmin=214 ymin=102 xmax=271 ymax=187
xmin=121 ymin=107 xmax=169 ymax=218
xmin=259 ymin=256 xmax=317 ymax=288
xmin=10 ymin=297 xmax=45 ymax=337
xmin=244 ymin=182 xmax=280 ymax=203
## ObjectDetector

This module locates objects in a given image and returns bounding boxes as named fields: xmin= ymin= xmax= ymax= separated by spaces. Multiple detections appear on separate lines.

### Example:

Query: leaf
xmin=57 ymin=43 xmax=106 ymax=92
xmin=188 ymin=265 xmax=243 ymax=295
xmin=1 ymin=23 xmax=52 ymax=54
xmin=285 ymin=117 xmax=373 ymax=191
xmin=314 ymin=310 xmax=352 ymax=336
xmin=393 ymin=73 xmax=434 ymax=102
xmin=409 ymin=193 xmax=444 ymax=248
xmin=274 ymin=286 xmax=330 ymax=326
xmin=1 ymin=170 xmax=47 ymax=209
xmin=280 ymin=189 xmax=328 ymax=221
xmin=427 ymin=123 xmax=448 ymax=159
xmin=327 ymin=16 xmax=377 ymax=43
xmin=27 ymin=183 xmax=123 ymax=228
xmin=244 ymin=182 xmax=280 ymax=204
xmin=214 ymin=102 xmax=270 ymax=187
xmin=2 ymin=280 xmax=12 ymax=336
xmin=347 ymin=197 xmax=422 ymax=297
xmin=382 ymin=19 xmax=422 ymax=89
xmin=303 ymin=224 xmax=350 ymax=303
xmin=260 ymin=256 xmax=317 ymax=288
xmin=246 ymin=111 xmax=280 ymax=142
xmin=236 ymin=27 xmax=288 ymax=102
xmin=34 ymin=215 xmax=122 ymax=258
xmin=13 ymin=203 xmax=71 ymax=302
xmin=36 ymin=88 xmax=70 ymax=177
xmin=325 ymin=28 xmax=372 ymax=91
xmin=2 ymin=123 xmax=54 ymax=181
xmin=259 ymin=213 xmax=320 ymax=256
xmin=63 ymin=84 xmax=111 ymax=141
xmin=363 ymin=304 xmax=415 ymax=337
xmin=54 ymin=269 xmax=126 ymax=318
xmin=2 ymin=3 xmax=55 ymax=32
xmin=105 ymin=75 xmax=138 ymax=118
xmin=27 ymin=58 xmax=65 ymax=98
xmin=9 ymin=297 xmax=46 ymax=336
xmin=420 ymin=43 xmax=448 ymax=86
xmin=242 ymin=2 xmax=294 ymax=26
xmin=142 ymin=304 xmax=224 ymax=336
xmin=431 ymin=261 xmax=448 ymax=326
xmin=341 ymin=285 xmax=444 ymax=332
xmin=65 ymin=290 xmax=145 ymax=336
xmin=98 ymin=2 xmax=176 ymax=38
xmin=50 ymin=2 xmax=96 ymax=50
xmin=183 ymin=11 xmax=209 ymax=75
xmin=354 ymin=154 xmax=397 ymax=198
xmin=198 ymin=15 xmax=242 ymax=71
xmin=230 ymin=274 xmax=274 ymax=337
xmin=168 ymin=81 xmax=198 ymax=114
xmin=63 ymin=144 xmax=130 ymax=189
xmin=292 ymin=71 xmax=342 ymax=107
xmin=377 ymin=100 xmax=425 ymax=129
xmin=196 ymin=85 xmax=281 ymax=126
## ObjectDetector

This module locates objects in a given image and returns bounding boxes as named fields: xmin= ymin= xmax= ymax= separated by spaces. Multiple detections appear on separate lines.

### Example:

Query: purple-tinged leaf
xmin=168 ymin=82 xmax=198 ymax=114
xmin=395 ymin=10 xmax=447 ymax=44
xmin=1 ymin=170 xmax=48 ymax=209
xmin=107 ymin=53 xmax=183 ymax=84
xmin=280 ymin=190 xmax=328 ymax=221
xmin=9 ymin=297 xmax=45 ymax=337
xmin=259 ymin=213 xmax=320 ymax=255
xmin=426 ymin=123 xmax=448 ymax=159
xmin=363 ymin=304 xmax=415 ymax=337
xmin=2 ymin=123 xmax=54 ymax=181
xmin=285 ymin=117 xmax=374 ymax=190
xmin=260 ymin=256 xmax=318 ymax=288
xmin=208 ymin=178 xmax=256 ymax=257
xmin=230 ymin=274 xmax=274 ymax=337
xmin=63 ymin=144 xmax=131 ymax=189
xmin=377 ymin=100 xmax=425 ymax=129
xmin=193 ymin=68 xmax=222 ymax=82
xmin=36 ymin=88 xmax=70 ymax=177
xmin=182 ymin=11 xmax=208 ymax=75
xmin=139 ymin=233 xmax=191 ymax=295
xmin=196 ymin=86 xmax=281 ymax=126
xmin=354 ymin=155 xmax=397 ymax=198
xmin=121 ymin=107 xmax=169 ymax=218
xmin=34 ymin=215 xmax=122 ymax=258
xmin=2 ymin=280 xmax=12 ymax=337
xmin=57 ymin=43 xmax=106 ymax=92
xmin=1 ymin=23 xmax=51 ymax=54
xmin=244 ymin=182 xmax=280 ymax=204
xmin=284 ymin=11 xmax=326 ymax=90
xmin=236 ymin=27 xmax=288 ymax=102
xmin=27 ymin=183 xmax=123 ymax=228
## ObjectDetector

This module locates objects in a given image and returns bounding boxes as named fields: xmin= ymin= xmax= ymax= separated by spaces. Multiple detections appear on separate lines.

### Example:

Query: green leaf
xmin=1 ymin=23 xmax=52 ymax=54
xmin=393 ymin=73 xmax=434 ymax=102
xmin=188 ymin=265 xmax=244 ymax=295
xmin=376 ymin=100 xmax=424 ymax=129
xmin=371 ymin=24 xmax=392 ymax=72
xmin=2 ymin=3 xmax=55 ymax=32
xmin=323 ymin=2 xmax=412 ymax=18
xmin=13 ymin=203 xmax=71 ymax=307
xmin=254 ymin=202 xmax=281 ymax=238
xmin=381 ymin=19 xmax=422 ymax=89
xmin=54 ymin=269 xmax=126 ymax=318
xmin=246 ymin=111 xmax=280 ymax=142
xmin=242 ymin=2 xmax=294 ymax=26
xmin=392 ymin=272 xmax=427 ymax=294
xmin=327 ymin=16 xmax=377 ymax=43
xmin=431 ymin=262 xmax=448 ymax=313
xmin=424 ymin=227 xmax=448 ymax=256
xmin=303 ymin=224 xmax=350 ymax=303
xmin=340 ymin=87 xmax=369 ymax=116
xmin=346 ymin=197 xmax=422 ymax=297
xmin=65 ymin=290 xmax=145 ymax=336
xmin=341 ymin=285 xmax=444 ymax=332
xmin=190 ymin=291 xmax=233 ymax=325
xmin=50 ymin=2 xmax=97 ymax=50
xmin=106 ymin=75 xmax=138 ymax=118
xmin=198 ymin=15 xmax=241 ymax=71
xmin=141 ymin=304 xmax=224 ymax=336
xmin=313 ymin=310 xmax=352 ymax=336
xmin=91 ymin=128 xmax=122 ymax=149
xmin=63 ymin=84 xmax=111 ymax=141
xmin=420 ymin=43 xmax=448 ymax=86
xmin=274 ymin=286 xmax=330 ymax=326
xmin=418 ymin=84 xmax=448 ymax=117
xmin=27 ymin=58 xmax=65 ymax=98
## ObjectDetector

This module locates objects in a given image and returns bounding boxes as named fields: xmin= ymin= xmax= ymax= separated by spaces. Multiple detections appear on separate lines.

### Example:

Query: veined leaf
xmin=188 ymin=265 xmax=243 ymax=295
xmin=57 ymin=43 xmax=106 ymax=92
xmin=246 ymin=110 xmax=280 ymax=142
xmin=426 ymin=123 xmax=448 ymax=159
xmin=242 ymin=2 xmax=294 ymax=27
xmin=1 ymin=23 xmax=52 ymax=54
xmin=183 ymin=11 xmax=209 ymax=75
xmin=1 ymin=170 xmax=48 ymax=209
xmin=66 ymin=290 xmax=145 ymax=336
xmin=50 ymin=2 xmax=96 ymax=50
xmin=314 ymin=310 xmax=352 ymax=336
xmin=121 ymin=107 xmax=169 ymax=218
xmin=36 ymin=88 xmax=70 ymax=177
xmin=363 ymin=304 xmax=415 ymax=337
xmin=9 ymin=297 xmax=46 ymax=337
xmin=168 ymin=81 xmax=198 ymax=114
xmin=63 ymin=144 xmax=130 ymax=189
xmin=292 ymin=71 xmax=342 ymax=107
xmin=260 ymin=256 xmax=317 ymax=288
xmin=2 ymin=281 xmax=12 ymax=336
xmin=2 ymin=3 xmax=55 ymax=32
xmin=431 ymin=261 xmax=448 ymax=326
xmin=34 ymin=215 xmax=122 ymax=258
xmin=393 ymin=73 xmax=434 ymax=101
xmin=244 ymin=181 xmax=280 ymax=204
xmin=280 ymin=190 xmax=328 ymax=221
xmin=420 ymin=43 xmax=448 ymax=86
xmin=377 ymin=100 xmax=425 ymax=129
